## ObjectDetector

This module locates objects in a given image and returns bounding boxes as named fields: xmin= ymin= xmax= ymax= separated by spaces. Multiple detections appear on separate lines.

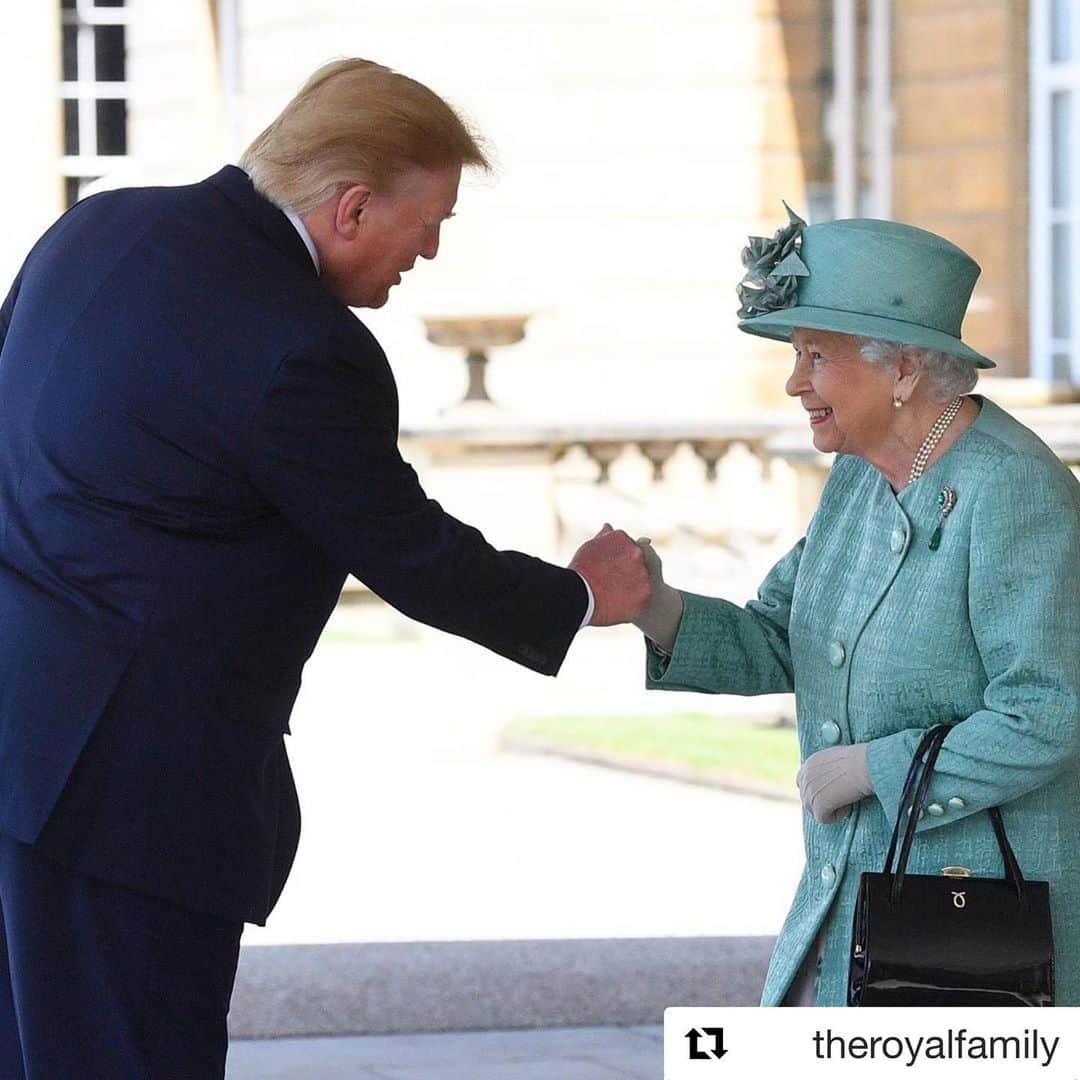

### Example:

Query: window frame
xmin=1030 ymin=0 xmax=1080 ymax=382
xmin=60 ymin=0 xmax=131 ymax=205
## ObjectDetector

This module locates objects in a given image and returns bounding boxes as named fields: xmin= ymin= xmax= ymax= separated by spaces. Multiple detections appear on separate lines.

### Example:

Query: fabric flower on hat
xmin=736 ymin=202 xmax=810 ymax=319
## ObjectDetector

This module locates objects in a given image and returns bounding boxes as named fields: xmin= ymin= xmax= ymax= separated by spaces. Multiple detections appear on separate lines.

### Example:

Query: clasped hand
xmin=568 ymin=525 xmax=683 ymax=649
xmin=568 ymin=524 xmax=651 ymax=626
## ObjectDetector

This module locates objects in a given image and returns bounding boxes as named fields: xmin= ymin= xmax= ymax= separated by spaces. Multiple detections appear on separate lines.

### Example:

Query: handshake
xmin=568 ymin=524 xmax=684 ymax=651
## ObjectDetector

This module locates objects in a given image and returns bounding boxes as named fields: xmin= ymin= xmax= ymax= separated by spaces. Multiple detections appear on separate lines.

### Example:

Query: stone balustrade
xmin=399 ymin=400 xmax=1078 ymax=585
xmin=393 ymin=412 xmax=811 ymax=598
xmin=334 ymin=400 xmax=1080 ymax=598
xmin=401 ymin=400 xmax=1080 ymax=505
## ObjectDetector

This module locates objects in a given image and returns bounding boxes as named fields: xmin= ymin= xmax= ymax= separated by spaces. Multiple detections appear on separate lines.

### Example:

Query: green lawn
xmin=506 ymin=712 xmax=800 ymax=788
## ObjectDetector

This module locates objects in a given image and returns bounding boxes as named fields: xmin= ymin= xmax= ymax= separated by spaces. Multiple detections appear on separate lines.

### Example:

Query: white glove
xmin=632 ymin=538 xmax=683 ymax=653
xmin=797 ymin=742 xmax=873 ymax=824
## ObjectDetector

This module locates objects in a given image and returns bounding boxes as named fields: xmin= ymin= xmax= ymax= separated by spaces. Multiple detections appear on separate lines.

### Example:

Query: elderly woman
xmin=636 ymin=209 xmax=1080 ymax=1005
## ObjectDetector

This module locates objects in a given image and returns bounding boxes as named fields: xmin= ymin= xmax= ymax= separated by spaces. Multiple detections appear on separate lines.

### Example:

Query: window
xmin=1031 ymin=0 xmax=1080 ymax=381
xmin=60 ymin=0 xmax=130 ymax=208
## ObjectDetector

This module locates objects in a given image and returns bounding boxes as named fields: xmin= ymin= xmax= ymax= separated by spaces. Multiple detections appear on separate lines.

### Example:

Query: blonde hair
xmin=240 ymin=59 xmax=490 ymax=213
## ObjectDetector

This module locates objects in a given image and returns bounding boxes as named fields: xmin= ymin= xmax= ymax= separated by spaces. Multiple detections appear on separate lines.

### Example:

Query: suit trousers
xmin=0 ymin=832 xmax=244 ymax=1079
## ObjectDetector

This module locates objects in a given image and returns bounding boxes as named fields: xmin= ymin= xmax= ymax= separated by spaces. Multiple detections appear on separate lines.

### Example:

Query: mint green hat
xmin=736 ymin=204 xmax=994 ymax=368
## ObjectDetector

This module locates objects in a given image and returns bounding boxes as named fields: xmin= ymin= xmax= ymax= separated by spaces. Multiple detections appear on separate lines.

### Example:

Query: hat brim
xmin=738 ymin=305 xmax=995 ymax=369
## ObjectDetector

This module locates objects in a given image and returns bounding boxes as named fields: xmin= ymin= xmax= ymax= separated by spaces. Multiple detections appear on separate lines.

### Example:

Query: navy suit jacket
xmin=0 ymin=167 xmax=586 ymax=923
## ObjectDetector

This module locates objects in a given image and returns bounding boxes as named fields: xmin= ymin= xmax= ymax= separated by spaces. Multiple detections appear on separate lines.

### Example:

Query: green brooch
xmin=928 ymin=485 xmax=957 ymax=551
xmin=736 ymin=202 xmax=809 ymax=319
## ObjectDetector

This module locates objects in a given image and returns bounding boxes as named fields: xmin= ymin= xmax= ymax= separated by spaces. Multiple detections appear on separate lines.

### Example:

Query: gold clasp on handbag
xmin=941 ymin=866 xmax=972 ymax=878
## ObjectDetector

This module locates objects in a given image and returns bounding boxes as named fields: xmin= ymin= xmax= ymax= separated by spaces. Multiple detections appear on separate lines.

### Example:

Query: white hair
xmin=857 ymin=338 xmax=978 ymax=403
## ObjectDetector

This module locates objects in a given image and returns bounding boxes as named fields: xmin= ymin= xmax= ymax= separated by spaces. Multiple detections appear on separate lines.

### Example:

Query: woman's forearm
xmin=634 ymin=582 xmax=684 ymax=653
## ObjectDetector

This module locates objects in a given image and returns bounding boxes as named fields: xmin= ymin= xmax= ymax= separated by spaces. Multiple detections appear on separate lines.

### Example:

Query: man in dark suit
xmin=0 ymin=58 xmax=649 ymax=1077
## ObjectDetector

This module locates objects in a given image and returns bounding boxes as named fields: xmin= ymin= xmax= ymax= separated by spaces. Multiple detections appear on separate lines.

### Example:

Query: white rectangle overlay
xmin=664 ymin=1007 xmax=1080 ymax=1079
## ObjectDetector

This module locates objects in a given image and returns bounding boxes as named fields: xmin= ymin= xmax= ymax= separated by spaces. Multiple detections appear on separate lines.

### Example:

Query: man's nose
xmin=421 ymin=227 xmax=440 ymax=260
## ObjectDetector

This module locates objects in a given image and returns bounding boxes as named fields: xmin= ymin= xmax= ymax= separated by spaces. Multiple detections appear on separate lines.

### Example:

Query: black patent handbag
xmin=848 ymin=724 xmax=1054 ymax=1006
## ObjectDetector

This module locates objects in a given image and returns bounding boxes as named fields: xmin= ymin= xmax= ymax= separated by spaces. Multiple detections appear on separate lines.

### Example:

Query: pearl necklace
xmin=907 ymin=397 xmax=963 ymax=486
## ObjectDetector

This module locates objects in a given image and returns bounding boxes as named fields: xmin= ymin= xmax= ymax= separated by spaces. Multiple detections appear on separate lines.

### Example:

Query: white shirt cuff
xmin=574 ymin=571 xmax=594 ymax=629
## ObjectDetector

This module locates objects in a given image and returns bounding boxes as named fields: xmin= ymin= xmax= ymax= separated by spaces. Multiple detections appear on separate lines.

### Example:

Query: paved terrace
xmin=225 ymin=600 xmax=804 ymax=1076
xmin=228 ymin=1025 xmax=665 ymax=1078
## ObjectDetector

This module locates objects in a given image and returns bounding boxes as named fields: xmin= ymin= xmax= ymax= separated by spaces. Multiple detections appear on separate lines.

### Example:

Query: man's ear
xmin=334 ymin=184 xmax=372 ymax=240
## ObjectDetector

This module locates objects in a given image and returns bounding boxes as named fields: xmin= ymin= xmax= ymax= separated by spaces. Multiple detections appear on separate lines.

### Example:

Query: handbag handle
xmin=883 ymin=724 xmax=1026 ymax=904
xmin=882 ymin=725 xmax=946 ymax=875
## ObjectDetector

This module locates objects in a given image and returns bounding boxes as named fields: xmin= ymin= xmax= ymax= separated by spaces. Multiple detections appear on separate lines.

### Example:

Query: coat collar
xmin=206 ymin=165 xmax=319 ymax=278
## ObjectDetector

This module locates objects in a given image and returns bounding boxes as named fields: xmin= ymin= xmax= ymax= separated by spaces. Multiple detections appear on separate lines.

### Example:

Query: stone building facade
xmin=2 ymin=1 xmax=1071 ymax=423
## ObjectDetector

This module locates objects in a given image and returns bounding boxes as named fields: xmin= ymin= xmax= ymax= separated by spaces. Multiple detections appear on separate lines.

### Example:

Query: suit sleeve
xmin=644 ymin=537 xmax=803 ymax=695
xmin=244 ymin=331 xmax=587 ymax=676
xmin=867 ymin=453 xmax=1080 ymax=829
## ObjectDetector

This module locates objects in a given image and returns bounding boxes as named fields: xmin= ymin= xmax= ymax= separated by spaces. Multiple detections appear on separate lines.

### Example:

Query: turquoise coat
xmin=646 ymin=398 xmax=1080 ymax=1005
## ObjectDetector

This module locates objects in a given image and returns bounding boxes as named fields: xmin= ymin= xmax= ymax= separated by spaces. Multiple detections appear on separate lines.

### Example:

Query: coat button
xmin=828 ymin=641 xmax=846 ymax=668
xmin=947 ymin=796 xmax=966 ymax=810
xmin=890 ymin=527 xmax=906 ymax=554
xmin=820 ymin=721 xmax=841 ymax=745
xmin=926 ymin=802 xmax=945 ymax=817
xmin=820 ymin=863 xmax=836 ymax=885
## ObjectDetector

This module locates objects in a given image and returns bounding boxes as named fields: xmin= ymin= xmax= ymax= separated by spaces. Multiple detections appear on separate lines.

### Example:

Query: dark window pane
xmin=94 ymin=24 xmax=125 ymax=81
xmin=62 ymin=24 xmax=78 ymax=81
xmin=96 ymin=98 xmax=126 ymax=155
xmin=63 ymin=99 xmax=79 ymax=155
xmin=1052 ymin=91 xmax=1072 ymax=209
xmin=61 ymin=0 xmax=76 ymax=9
xmin=94 ymin=0 xmax=127 ymax=6
xmin=1051 ymin=353 xmax=1073 ymax=382
xmin=1052 ymin=223 xmax=1071 ymax=339
xmin=64 ymin=176 xmax=102 ymax=208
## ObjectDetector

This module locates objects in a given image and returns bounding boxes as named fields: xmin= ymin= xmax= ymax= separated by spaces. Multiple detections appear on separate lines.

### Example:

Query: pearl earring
xmin=893 ymin=396 xmax=903 ymax=410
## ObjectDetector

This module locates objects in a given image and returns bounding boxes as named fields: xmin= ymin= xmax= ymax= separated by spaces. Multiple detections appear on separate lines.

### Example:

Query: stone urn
xmin=421 ymin=314 xmax=529 ymax=408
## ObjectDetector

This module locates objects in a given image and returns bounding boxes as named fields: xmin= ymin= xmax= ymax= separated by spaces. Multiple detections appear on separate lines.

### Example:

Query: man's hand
xmin=796 ymin=743 xmax=873 ymax=823
xmin=569 ymin=524 xmax=651 ymax=626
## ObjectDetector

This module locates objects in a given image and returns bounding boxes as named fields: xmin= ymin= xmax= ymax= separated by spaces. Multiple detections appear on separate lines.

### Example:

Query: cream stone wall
xmin=118 ymin=0 xmax=814 ymax=424
xmin=0 ymin=8 xmax=63 ymax=289
xmin=2 ymin=2 xmax=1038 ymax=403
xmin=127 ymin=0 xmax=225 ymax=183
xmin=0 ymin=2 xmax=843 ymax=418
